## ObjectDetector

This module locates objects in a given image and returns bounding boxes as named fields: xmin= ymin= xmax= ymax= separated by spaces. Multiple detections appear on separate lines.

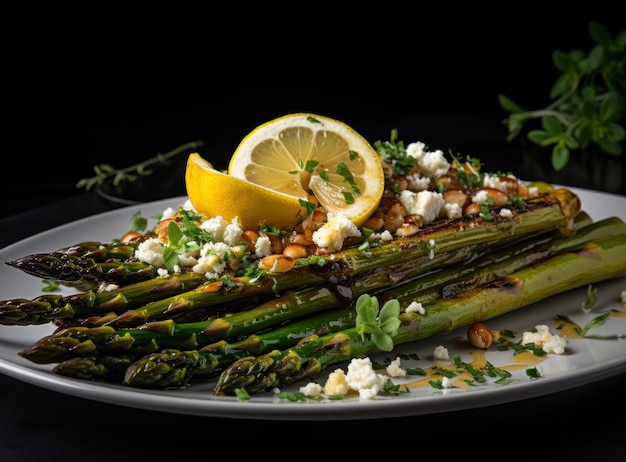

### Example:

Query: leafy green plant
xmin=499 ymin=21 xmax=626 ymax=171
xmin=355 ymin=294 xmax=401 ymax=351
xmin=76 ymin=140 xmax=205 ymax=191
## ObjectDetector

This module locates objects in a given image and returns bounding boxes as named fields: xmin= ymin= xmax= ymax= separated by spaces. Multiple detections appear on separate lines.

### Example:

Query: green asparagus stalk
xmin=378 ymin=213 xmax=619 ymax=304
xmin=5 ymin=251 xmax=158 ymax=288
xmin=0 ymin=271 xmax=208 ymax=326
xmin=101 ymin=189 xmax=582 ymax=328
xmin=20 ymin=213 xmax=618 ymax=367
xmin=4 ymin=240 xmax=149 ymax=288
xmin=120 ymin=307 xmax=360 ymax=388
xmin=118 ymin=214 xmax=623 ymax=388
xmin=10 ymin=239 xmax=532 ymax=363
xmin=214 ymin=231 xmax=626 ymax=395
xmin=52 ymin=353 xmax=139 ymax=381
xmin=40 ymin=240 xmax=140 ymax=261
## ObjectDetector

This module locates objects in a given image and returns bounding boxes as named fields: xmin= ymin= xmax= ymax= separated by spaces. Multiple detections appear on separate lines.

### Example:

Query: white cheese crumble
xmin=405 ymin=141 xmax=451 ymax=178
xmin=499 ymin=208 xmax=514 ymax=219
xmin=199 ymin=215 xmax=244 ymax=246
xmin=161 ymin=207 xmax=178 ymax=220
xmin=302 ymin=356 xmax=406 ymax=400
xmin=406 ymin=301 xmax=425 ymax=314
xmin=312 ymin=212 xmax=361 ymax=252
xmin=299 ymin=382 xmax=323 ymax=396
xmin=323 ymin=368 xmax=350 ymax=396
xmin=444 ymin=202 xmax=463 ymax=219
xmin=472 ymin=189 xmax=490 ymax=203
xmin=102 ymin=283 xmax=119 ymax=292
xmin=254 ymin=234 xmax=272 ymax=258
xmin=369 ymin=230 xmax=394 ymax=242
xmin=483 ymin=173 xmax=517 ymax=195
xmin=399 ymin=190 xmax=445 ymax=224
xmin=406 ymin=173 xmax=432 ymax=191
xmin=134 ymin=238 xmax=166 ymax=268
xmin=521 ymin=324 xmax=567 ymax=355
xmin=386 ymin=357 xmax=406 ymax=377
xmin=433 ymin=345 xmax=450 ymax=361
xmin=345 ymin=357 xmax=388 ymax=400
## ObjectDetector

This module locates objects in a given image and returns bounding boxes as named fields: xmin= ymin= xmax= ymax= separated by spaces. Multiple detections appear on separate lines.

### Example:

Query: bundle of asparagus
xmin=2 ymin=131 xmax=626 ymax=399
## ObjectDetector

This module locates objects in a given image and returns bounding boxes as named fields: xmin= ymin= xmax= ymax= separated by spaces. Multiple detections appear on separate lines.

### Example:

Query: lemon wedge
xmin=185 ymin=153 xmax=307 ymax=230
xmin=228 ymin=113 xmax=385 ymax=228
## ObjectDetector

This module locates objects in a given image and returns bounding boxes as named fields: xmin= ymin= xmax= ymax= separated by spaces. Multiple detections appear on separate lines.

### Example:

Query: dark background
xmin=9 ymin=13 xmax=625 ymax=220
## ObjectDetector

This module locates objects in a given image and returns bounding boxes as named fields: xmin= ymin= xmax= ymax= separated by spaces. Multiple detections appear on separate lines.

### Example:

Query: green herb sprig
xmin=355 ymin=294 xmax=401 ymax=351
xmin=499 ymin=21 xmax=625 ymax=171
xmin=76 ymin=140 xmax=205 ymax=191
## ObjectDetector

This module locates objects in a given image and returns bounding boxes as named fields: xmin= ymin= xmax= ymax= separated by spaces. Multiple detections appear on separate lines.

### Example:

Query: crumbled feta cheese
xmin=433 ymin=345 xmax=450 ymax=361
xmin=102 ymin=283 xmax=119 ymax=292
xmin=323 ymin=368 xmax=350 ymax=396
xmin=157 ymin=268 xmax=169 ymax=277
xmin=255 ymin=234 xmax=272 ymax=258
xmin=499 ymin=208 xmax=514 ymax=219
xmin=444 ymin=202 xmax=463 ymax=219
xmin=472 ymin=189 xmax=490 ymax=203
xmin=181 ymin=199 xmax=195 ymax=211
xmin=312 ymin=212 xmax=361 ymax=252
xmin=161 ymin=207 xmax=178 ymax=220
xmin=199 ymin=216 xmax=244 ymax=246
xmin=483 ymin=173 xmax=517 ymax=195
xmin=369 ymin=230 xmax=394 ymax=242
xmin=521 ymin=325 xmax=567 ymax=354
xmin=406 ymin=141 xmax=427 ymax=158
xmin=135 ymin=238 xmax=166 ymax=267
xmin=345 ymin=357 xmax=387 ymax=400
xmin=406 ymin=173 xmax=432 ymax=191
xmin=386 ymin=357 xmax=407 ymax=377
xmin=406 ymin=301 xmax=425 ymax=314
xmin=399 ymin=190 xmax=445 ymax=224
xmin=299 ymin=382 xmax=323 ymax=396
xmin=441 ymin=375 xmax=453 ymax=388
xmin=177 ymin=253 xmax=199 ymax=267
xmin=406 ymin=142 xmax=450 ymax=178
xmin=418 ymin=149 xmax=450 ymax=178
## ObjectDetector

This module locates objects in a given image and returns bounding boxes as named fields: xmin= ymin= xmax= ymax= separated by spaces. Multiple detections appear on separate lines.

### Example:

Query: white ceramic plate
xmin=1 ymin=188 xmax=625 ymax=420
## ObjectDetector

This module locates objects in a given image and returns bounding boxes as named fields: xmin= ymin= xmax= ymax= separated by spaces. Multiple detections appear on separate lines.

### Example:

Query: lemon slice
xmin=228 ymin=113 xmax=385 ymax=227
xmin=185 ymin=153 xmax=307 ymax=230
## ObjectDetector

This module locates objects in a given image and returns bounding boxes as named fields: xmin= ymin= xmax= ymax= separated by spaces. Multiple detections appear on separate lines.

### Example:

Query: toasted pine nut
xmin=472 ymin=187 xmax=509 ymax=206
xmin=264 ymin=233 xmax=283 ymax=254
xmin=155 ymin=218 xmax=177 ymax=243
xmin=395 ymin=223 xmax=420 ymax=237
xmin=241 ymin=230 xmax=260 ymax=252
xmin=120 ymin=231 xmax=143 ymax=244
xmin=464 ymin=203 xmax=483 ymax=215
xmin=258 ymin=254 xmax=295 ymax=273
xmin=442 ymin=189 xmax=468 ymax=209
xmin=283 ymin=243 xmax=308 ymax=259
xmin=285 ymin=232 xmax=314 ymax=246
xmin=467 ymin=322 xmax=494 ymax=349
xmin=384 ymin=203 xmax=406 ymax=233
xmin=363 ymin=216 xmax=385 ymax=231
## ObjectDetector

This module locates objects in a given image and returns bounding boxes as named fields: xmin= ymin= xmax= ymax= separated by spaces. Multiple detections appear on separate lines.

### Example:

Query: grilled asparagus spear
xmin=214 ymin=231 xmax=626 ymax=395
xmin=21 ymin=214 xmax=622 ymax=372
